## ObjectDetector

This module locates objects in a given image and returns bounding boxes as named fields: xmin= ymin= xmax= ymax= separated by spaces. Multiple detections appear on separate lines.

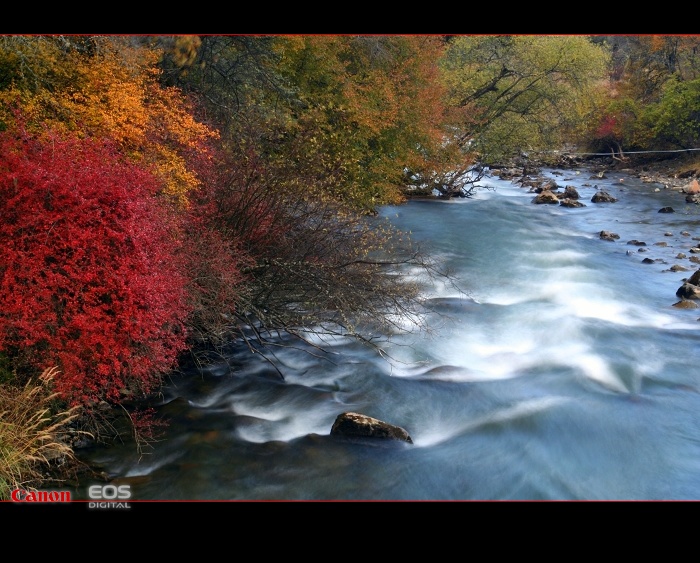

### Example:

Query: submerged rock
xmin=673 ymin=300 xmax=699 ymax=309
xmin=560 ymin=198 xmax=586 ymax=208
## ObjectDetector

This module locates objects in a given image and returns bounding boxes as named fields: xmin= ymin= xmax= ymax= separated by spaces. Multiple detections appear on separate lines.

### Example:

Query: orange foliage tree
xmin=269 ymin=35 xmax=468 ymax=209
xmin=0 ymin=35 xmax=218 ymax=206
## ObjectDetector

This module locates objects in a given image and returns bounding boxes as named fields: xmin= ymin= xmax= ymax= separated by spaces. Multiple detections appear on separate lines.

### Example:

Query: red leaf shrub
xmin=595 ymin=114 xmax=620 ymax=141
xmin=0 ymin=126 xmax=191 ymax=407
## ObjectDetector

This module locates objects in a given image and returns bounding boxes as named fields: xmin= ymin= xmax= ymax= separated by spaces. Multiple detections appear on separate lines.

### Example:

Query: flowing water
xmin=73 ymin=166 xmax=700 ymax=501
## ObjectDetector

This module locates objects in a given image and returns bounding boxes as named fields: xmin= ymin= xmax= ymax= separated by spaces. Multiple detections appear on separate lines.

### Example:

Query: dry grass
xmin=0 ymin=366 xmax=89 ymax=500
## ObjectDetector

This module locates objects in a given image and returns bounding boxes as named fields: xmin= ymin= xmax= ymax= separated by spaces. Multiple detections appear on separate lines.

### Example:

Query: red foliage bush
xmin=0 ymin=126 xmax=191 ymax=407
xmin=594 ymin=114 xmax=620 ymax=141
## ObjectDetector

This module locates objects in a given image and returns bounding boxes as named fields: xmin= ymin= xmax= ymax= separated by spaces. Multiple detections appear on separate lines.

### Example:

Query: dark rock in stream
xmin=676 ymin=282 xmax=700 ymax=300
xmin=600 ymin=230 xmax=620 ymax=241
xmin=591 ymin=190 xmax=618 ymax=203
xmin=331 ymin=412 xmax=413 ymax=444
xmin=532 ymin=190 xmax=559 ymax=204
xmin=686 ymin=270 xmax=700 ymax=286
xmin=562 ymin=185 xmax=580 ymax=199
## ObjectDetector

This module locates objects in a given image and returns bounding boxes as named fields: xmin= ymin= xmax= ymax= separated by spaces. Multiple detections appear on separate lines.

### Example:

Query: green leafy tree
xmin=439 ymin=35 xmax=610 ymax=164
xmin=646 ymin=76 xmax=700 ymax=149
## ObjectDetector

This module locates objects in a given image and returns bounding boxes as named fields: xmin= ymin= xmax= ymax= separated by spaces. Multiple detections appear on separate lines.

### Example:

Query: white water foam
xmin=413 ymin=396 xmax=570 ymax=447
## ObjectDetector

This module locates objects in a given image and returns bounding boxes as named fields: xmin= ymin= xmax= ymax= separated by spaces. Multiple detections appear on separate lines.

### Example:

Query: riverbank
xmin=405 ymin=152 xmax=700 ymax=202
xmin=565 ymin=151 xmax=700 ymax=191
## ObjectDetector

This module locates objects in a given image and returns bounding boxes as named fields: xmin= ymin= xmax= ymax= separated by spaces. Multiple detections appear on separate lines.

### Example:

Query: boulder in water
xmin=532 ymin=190 xmax=559 ymax=204
xmin=600 ymin=230 xmax=620 ymax=241
xmin=591 ymin=190 xmax=618 ymax=203
xmin=331 ymin=412 xmax=413 ymax=444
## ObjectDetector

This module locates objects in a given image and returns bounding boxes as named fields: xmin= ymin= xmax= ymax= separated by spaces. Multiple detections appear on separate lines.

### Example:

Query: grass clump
xmin=0 ymin=366 xmax=88 ymax=500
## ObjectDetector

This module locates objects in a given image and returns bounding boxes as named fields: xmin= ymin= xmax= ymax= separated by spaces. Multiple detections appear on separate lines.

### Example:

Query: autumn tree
xmin=0 ymin=35 xmax=261 ymax=438
xmin=0 ymin=35 xmax=218 ymax=207
xmin=270 ymin=35 xmax=476 ymax=206
xmin=161 ymin=35 xmax=475 ymax=209
xmin=153 ymin=35 xmax=461 ymax=362
xmin=597 ymin=36 xmax=700 ymax=101
xmin=583 ymin=35 xmax=700 ymax=155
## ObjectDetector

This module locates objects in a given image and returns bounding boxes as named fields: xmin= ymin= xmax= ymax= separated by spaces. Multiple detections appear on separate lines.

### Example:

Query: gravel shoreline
xmin=569 ymin=152 xmax=700 ymax=192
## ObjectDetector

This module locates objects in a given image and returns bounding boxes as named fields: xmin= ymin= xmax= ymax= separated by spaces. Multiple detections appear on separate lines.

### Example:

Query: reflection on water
xmin=73 ymin=168 xmax=700 ymax=500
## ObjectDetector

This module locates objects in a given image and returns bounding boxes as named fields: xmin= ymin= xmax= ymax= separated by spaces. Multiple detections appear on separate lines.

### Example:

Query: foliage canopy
xmin=439 ymin=35 xmax=611 ymax=163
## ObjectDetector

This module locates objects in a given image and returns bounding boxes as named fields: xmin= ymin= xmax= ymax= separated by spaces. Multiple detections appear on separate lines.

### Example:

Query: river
xmin=72 ymin=165 xmax=700 ymax=501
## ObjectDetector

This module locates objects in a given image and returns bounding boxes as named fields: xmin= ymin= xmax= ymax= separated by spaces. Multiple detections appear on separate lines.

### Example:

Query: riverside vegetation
xmin=2 ymin=35 xmax=700 ymax=499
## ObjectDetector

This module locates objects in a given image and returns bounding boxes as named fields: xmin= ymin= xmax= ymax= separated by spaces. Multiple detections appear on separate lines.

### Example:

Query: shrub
xmin=0 ymin=125 xmax=191 ymax=408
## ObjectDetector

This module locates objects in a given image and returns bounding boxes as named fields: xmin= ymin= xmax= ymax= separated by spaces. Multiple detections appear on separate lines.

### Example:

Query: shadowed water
xmin=72 ymin=167 xmax=700 ymax=500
